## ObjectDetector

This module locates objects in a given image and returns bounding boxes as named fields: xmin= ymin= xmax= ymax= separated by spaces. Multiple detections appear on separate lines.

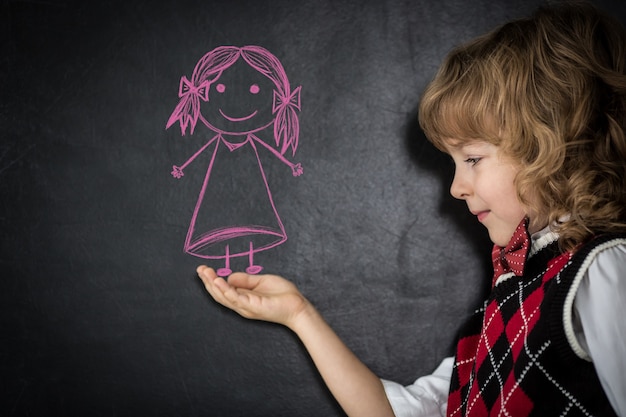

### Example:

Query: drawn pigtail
xmin=241 ymin=46 xmax=302 ymax=156
xmin=272 ymin=86 xmax=302 ymax=156
xmin=166 ymin=76 xmax=210 ymax=135
xmin=166 ymin=46 xmax=241 ymax=136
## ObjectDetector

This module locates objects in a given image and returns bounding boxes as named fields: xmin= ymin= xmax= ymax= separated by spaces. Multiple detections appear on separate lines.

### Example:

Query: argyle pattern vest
xmin=447 ymin=234 xmax=623 ymax=417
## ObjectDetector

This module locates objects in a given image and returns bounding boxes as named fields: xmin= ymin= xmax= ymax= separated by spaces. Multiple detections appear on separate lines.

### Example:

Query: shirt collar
xmin=529 ymin=224 xmax=559 ymax=257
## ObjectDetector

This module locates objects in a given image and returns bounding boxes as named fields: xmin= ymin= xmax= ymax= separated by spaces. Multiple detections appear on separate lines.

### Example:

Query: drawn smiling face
xmin=199 ymin=59 xmax=275 ymax=136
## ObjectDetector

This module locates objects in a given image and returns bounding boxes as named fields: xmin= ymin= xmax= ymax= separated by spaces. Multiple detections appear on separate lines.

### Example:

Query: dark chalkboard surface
xmin=3 ymin=1 xmax=625 ymax=416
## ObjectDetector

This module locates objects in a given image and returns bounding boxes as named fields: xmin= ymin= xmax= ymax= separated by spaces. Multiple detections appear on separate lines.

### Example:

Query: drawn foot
xmin=217 ymin=268 xmax=232 ymax=277
xmin=245 ymin=265 xmax=263 ymax=275
xmin=245 ymin=242 xmax=262 ymax=275
xmin=218 ymin=245 xmax=232 ymax=277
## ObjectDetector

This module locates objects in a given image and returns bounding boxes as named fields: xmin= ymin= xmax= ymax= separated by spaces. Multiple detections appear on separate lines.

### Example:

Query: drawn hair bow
xmin=178 ymin=76 xmax=210 ymax=101
xmin=166 ymin=76 xmax=210 ymax=135
xmin=273 ymin=86 xmax=302 ymax=113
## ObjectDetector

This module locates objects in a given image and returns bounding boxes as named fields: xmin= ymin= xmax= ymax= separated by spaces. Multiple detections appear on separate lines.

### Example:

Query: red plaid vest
xmin=447 ymin=234 xmax=621 ymax=417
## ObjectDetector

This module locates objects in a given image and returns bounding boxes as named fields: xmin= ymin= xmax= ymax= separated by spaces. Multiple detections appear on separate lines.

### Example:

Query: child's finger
xmin=227 ymin=272 xmax=262 ymax=290
xmin=196 ymin=267 xmax=257 ymax=315
xmin=197 ymin=266 xmax=233 ymax=295
xmin=196 ymin=265 xmax=217 ymax=281
xmin=197 ymin=266 xmax=232 ymax=304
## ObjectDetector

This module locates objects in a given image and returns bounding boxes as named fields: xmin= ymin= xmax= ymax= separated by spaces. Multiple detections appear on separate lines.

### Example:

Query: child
xmin=197 ymin=2 xmax=626 ymax=416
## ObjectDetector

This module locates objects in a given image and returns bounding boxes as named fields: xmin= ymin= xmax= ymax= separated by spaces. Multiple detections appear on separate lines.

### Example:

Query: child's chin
xmin=488 ymin=230 xmax=513 ymax=248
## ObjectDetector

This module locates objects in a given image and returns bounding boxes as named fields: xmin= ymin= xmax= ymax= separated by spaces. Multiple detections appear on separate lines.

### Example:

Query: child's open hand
xmin=197 ymin=266 xmax=310 ymax=329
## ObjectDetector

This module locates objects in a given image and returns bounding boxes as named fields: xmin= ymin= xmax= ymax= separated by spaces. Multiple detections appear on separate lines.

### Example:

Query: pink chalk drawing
xmin=166 ymin=45 xmax=302 ymax=276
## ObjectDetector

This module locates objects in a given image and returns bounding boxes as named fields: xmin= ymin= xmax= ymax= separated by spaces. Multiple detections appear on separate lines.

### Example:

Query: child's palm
xmin=198 ymin=267 xmax=307 ymax=327
xmin=226 ymin=273 xmax=306 ymax=325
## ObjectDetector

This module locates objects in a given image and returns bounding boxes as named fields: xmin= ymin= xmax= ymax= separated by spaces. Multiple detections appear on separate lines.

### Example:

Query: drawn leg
xmin=245 ymin=241 xmax=263 ymax=275
xmin=217 ymin=245 xmax=233 ymax=277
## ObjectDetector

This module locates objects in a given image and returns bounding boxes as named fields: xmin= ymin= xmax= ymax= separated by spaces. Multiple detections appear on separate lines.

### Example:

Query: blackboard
xmin=3 ymin=1 xmax=625 ymax=416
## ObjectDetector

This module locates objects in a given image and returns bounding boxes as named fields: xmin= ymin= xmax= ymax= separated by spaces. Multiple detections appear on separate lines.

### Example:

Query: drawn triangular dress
xmin=184 ymin=133 xmax=287 ymax=262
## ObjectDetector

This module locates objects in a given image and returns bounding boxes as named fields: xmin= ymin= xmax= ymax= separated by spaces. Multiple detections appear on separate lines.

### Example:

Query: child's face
xmin=446 ymin=140 xmax=527 ymax=247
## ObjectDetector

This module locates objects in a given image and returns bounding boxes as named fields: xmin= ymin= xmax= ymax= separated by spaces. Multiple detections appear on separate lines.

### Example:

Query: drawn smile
xmin=219 ymin=109 xmax=258 ymax=122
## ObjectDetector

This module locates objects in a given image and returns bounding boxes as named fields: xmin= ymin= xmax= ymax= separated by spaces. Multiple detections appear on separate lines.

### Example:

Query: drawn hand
xmin=197 ymin=266 xmax=309 ymax=328
xmin=292 ymin=163 xmax=303 ymax=177
xmin=171 ymin=165 xmax=184 ymax=179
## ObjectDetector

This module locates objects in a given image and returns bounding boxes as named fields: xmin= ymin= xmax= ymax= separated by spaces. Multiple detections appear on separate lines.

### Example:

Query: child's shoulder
xmin=573 ymin=233 xmax=626 ymax=265
xmin=564 ymin=233 xmax=626 ymax=286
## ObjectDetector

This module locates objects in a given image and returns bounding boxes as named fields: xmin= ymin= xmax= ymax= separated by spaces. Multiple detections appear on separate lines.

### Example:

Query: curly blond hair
xmin=419 ymin=1 xmax=626 ymax=251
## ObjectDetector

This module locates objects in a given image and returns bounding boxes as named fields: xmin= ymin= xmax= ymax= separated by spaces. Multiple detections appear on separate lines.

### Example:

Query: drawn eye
xmin=216 ymin=84 xmax=226 ymax=93
xmin=249 ymin=84 xmax=260 ymax=94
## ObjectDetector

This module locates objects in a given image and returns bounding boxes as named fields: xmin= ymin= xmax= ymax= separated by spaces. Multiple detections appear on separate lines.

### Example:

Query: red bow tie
xmin=491 ymin=218 xmax=530 ymax=285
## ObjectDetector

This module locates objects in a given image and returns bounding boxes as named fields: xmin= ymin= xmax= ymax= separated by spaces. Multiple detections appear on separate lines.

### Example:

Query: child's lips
xmin=474 ymin=210 xmax=490 ymax=222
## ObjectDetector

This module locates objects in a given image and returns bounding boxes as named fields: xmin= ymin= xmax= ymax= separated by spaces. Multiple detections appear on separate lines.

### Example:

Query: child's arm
xmin=197 ymin=266 xmax=395 ymax=417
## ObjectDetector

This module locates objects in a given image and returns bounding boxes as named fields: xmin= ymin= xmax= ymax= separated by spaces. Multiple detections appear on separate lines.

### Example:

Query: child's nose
xmin=450 ymin=171 xmax=470 ymax=200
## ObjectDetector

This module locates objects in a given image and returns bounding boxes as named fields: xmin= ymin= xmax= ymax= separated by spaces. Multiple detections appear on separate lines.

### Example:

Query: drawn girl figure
xmin=166 ymin=45 xmax=302 ymax=277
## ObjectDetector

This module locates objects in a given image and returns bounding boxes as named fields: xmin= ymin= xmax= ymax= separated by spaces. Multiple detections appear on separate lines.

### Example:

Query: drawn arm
xmin=171 ymin=135 xmax=220 ymax=179
xmin=250 ymin=135 xmax=303 ymax=177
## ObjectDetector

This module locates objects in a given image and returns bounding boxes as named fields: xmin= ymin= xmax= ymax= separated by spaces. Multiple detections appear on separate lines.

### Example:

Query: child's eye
xmin=464 ymin=157 xmax=481 ymax=166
